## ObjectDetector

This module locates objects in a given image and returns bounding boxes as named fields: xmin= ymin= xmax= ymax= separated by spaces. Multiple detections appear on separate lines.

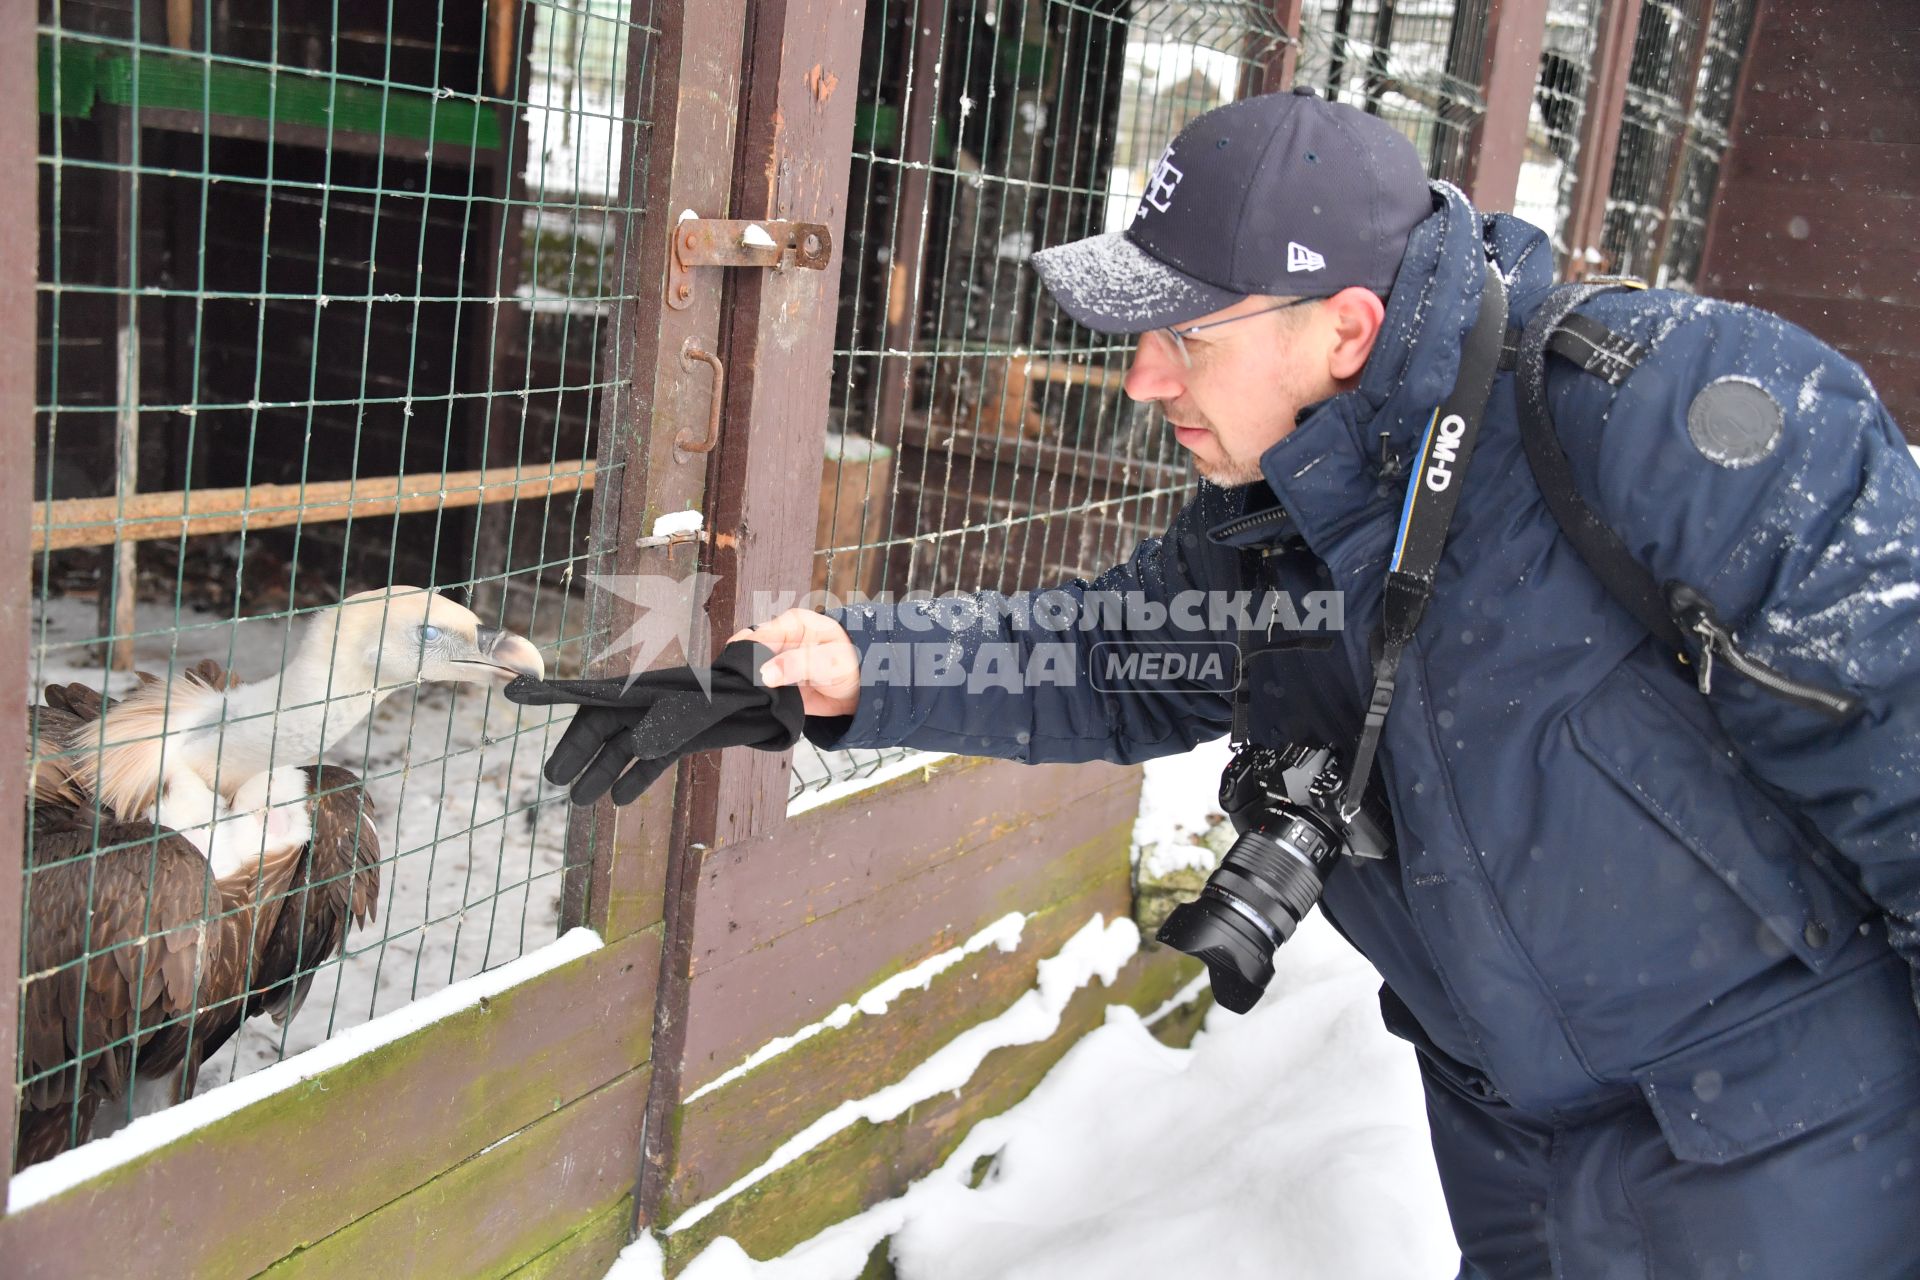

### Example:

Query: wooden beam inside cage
xmin=29 ymin=461 xmax=598 ymax=552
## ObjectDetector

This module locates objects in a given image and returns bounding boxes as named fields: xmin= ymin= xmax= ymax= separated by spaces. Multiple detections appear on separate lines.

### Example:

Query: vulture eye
xmin=418 ymin=624 xmax=443 ymax=643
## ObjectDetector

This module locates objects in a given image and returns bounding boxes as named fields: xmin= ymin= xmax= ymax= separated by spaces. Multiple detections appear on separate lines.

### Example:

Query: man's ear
xmin=1321 ymin=287 xmax=1386 ymax=385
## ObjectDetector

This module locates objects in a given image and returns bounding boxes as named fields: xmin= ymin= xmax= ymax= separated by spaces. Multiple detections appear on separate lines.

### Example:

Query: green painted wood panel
xmin=254 ymin=1068 xmax=648 ymax=1279
xmin=664 ymin=867 xmax=1134 ymax=1217
xmin=1 ymin=928 xmax=661 ymax=1280
xmin=659 ymin=942 xmax=1200 ymax=1270
xmin=37 ymin=37 xmax=502 ymax=149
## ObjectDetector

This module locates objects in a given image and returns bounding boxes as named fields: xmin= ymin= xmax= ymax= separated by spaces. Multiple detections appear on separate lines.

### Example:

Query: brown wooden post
xmin=1646 ymin=0 xmax=1720 ymax=280
xmin=871 ymin=3 xmax=946 ymax=455
xmin=0 ymin=0 xmax=35 ymax=1200
xmin=633 ymin=0 xmax=870 ymax=1230
xmin=561 ymin=0 xmax=747 ymax=946
xmin=1462 ymin=0 xmax=1550 ymax=212
xmin=1562 ymin=0 xmax=1645 ymax=277
xmin=100 ymin=108 xmax=140 ymax=671
xmin=470 ymin=0 xmax=540 ymax=627
xmin=1694 ymin=0 xmax=1772 ymax=291
xmin=1259 ymin=0 xmax=1308 ymax=94
xmin=700 ymin=5 xmax=867 ymax=844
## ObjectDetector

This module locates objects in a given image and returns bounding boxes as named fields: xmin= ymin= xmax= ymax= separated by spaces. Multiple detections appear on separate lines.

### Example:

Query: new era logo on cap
xmin=1288 ymin=241 xmax=1326 ymax=273
xmin=1140 ymin=144 xmax=1183 ymax=216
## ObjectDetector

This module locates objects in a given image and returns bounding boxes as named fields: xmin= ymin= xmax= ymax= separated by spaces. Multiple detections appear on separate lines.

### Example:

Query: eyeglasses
xmin=1149 ymin=296 xmax=1321 ymax=368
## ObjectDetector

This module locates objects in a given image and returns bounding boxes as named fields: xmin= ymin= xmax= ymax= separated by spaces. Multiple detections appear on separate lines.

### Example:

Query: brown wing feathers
xmin=18 ymin=815 xmax=214 ymax=1161
xmin=225 ymin=767 xmax=381 ymax=1039
xmin=17 ymin=658 xmax=381 ymax=1168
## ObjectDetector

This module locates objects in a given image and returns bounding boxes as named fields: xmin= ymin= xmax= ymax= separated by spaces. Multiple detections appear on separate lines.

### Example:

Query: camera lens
xmin=1156 ymin=807 xmax=1342 ymax=1014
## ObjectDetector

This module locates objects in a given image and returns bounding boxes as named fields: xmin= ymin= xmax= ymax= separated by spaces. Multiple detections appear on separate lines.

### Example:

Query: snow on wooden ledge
xmin=7 ymin=927 xmax=605 ymax=1214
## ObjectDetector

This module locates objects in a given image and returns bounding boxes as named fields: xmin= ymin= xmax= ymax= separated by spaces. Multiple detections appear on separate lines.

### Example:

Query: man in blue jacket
xmin=547 ymin=92 xmax=1920 ymax=1276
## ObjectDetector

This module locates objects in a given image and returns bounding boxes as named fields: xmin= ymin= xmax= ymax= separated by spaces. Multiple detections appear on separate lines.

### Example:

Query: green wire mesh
xmin=23 ymin=0 xmax=658 ymax=1157
xmin=1512 ymin=0 xmax=1602 ymax=252
xmin=1294 ymin=0 xmax=1492 ymax=187
xmin=1599 ymin=0 xmax=1760 ymax=286
xmin=793 ymin=0 xmax=1293 ymax=799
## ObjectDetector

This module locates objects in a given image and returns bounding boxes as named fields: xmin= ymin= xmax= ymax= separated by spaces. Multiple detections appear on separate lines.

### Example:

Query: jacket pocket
xmin=1632 ymin=954 xmax=1920 ymax=1164
xmin=1568 ymin=659 xmax=1871 ymax=973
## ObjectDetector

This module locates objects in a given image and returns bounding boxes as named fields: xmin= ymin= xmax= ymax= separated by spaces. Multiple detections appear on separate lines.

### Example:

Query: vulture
xmin=17 ymin=588 xmax=545 ymax=1168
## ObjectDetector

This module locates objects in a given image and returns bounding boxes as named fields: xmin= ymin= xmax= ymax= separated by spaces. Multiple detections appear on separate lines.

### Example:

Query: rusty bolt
xmin=803 ymin=233 xmax=822 ymax=256
xmin=683 ymin=230 xmax=699 ymax=250
xmin=675 ymin=282 xmax=692 ymax=301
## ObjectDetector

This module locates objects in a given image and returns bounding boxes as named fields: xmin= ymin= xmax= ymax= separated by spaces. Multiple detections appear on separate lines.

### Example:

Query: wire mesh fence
xmin=1571 ymin=0 xmax=1759 ymax=286
xmin=795 ymin=0 xmax=1289 ymax=801
xmin=21 ymin=0 xmax=658 ymax=1163
xmin=1638 ymin=0 xmax=1761 ymax=287
xmin=1293 ymin=0 xmax=1492 ymax=187
xmin=1512 ymin=0 xmax=1602 ymax=248
xmin=16 ymin=0 xmax=1771 ymax=1165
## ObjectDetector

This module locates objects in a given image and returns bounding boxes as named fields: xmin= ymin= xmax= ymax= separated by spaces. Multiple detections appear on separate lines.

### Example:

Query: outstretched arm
xmin=738 ymin=491 xmax=1248 ymax=767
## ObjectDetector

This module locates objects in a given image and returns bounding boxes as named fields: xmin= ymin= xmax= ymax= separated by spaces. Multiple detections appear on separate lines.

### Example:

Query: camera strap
xmin=1339 ymin=261 xmax=1509 ymax=818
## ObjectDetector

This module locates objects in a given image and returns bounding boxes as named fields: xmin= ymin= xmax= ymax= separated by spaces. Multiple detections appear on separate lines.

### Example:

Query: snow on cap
xmin=1032 ymin=89 xmax=1433 ymax=334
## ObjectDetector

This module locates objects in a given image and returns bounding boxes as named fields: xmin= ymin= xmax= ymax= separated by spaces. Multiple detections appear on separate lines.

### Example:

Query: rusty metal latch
xmin=666 ymin=218 xmax=833 ymax=309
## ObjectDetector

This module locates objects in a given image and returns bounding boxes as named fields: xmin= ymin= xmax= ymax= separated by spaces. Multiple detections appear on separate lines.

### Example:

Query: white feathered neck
xmin=64 ymin=608 xmax=399 ymax=817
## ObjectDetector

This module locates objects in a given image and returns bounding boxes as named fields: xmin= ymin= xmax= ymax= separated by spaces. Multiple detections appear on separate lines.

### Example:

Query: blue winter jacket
xmin=812 ymin=185 xmax=1920 ymax=1159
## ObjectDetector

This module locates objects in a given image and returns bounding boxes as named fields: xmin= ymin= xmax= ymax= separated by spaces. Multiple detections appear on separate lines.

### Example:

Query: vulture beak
xmin=470 ymin=627 xmax=547 ymax=682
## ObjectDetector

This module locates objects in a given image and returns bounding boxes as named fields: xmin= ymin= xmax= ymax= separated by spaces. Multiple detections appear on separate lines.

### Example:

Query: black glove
xmin=502 ymin=639 xmax=805 ymax=806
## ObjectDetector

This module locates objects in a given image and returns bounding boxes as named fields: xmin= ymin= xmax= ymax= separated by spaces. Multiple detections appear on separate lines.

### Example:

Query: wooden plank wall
xmin=655 ymin=756 xmax=1200 ymax=1268
xmin=0 ymin=931 xmax=663 ymax=1279
xmin=1699 ymin=0 xmax=1920 ymax=439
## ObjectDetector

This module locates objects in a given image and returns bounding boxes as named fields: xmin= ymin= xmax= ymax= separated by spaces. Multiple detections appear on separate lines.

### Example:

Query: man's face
xmin=1122 ymin=295 xmax=1334 ymax=487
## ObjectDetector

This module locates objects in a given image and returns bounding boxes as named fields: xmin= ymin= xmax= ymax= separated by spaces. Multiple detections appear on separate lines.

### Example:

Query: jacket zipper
xmin=1667 ymin=585 xmax=1861 ymax=720
xmin=1211 ymin=505 xmax=1295 ymax=545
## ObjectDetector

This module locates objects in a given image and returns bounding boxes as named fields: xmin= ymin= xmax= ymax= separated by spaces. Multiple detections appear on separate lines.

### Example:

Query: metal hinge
xmin=665 ymin=217 xmax=834 ymax=309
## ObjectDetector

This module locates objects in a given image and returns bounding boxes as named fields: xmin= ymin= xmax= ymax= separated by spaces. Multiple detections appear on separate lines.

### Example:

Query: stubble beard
xmin=1181 ymin=421 xmax=1265 ymax=488
xmin=1195 ymin=447 xmax=1264 ymax=488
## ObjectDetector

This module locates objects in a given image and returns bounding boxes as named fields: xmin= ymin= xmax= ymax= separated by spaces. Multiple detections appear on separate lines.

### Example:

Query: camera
xmin=1155 ymin=743 xmax=1390 ymax=1014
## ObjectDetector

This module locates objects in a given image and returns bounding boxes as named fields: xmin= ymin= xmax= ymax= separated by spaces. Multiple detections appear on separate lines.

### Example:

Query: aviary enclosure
xmin=8 ymin=0 xmax=1905 ymax=1274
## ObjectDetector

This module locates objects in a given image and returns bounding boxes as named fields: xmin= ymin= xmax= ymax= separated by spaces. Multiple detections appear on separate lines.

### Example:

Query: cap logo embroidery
xmin=1288 ymin=241 xmax=1326 ymax=273
xmin=1139 ymin=144 xmax=1184 ymax=216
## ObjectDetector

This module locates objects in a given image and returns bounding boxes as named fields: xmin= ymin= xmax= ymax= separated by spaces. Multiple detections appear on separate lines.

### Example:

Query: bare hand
xmin=728 ymin=609 xmax=861 ymax=718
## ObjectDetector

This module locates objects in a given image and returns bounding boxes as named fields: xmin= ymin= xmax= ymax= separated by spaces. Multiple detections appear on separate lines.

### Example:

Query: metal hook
xmin=675 ymin=338 xmax=724 ymax=462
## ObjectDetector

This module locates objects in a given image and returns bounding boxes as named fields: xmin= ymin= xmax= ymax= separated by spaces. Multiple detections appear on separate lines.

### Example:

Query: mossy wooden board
xmin=680 ymin=758 xmax=1140 ymax=1088
xmin=254 ymin=1068 xmax=647 ymax=1279
xmin=1 ymin=928 xmax=660 ymax=1280
xmin=659 ymin=942 xmax=1199 ymax=1270
xmin=664 ymin=880 xmax=1134 ymax=1215
xmin=499 ymin=1197 xmax=636 ymax=1280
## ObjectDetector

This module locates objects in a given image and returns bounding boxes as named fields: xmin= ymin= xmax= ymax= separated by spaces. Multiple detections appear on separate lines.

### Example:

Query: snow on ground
xmin=526 ymin=83 xmax=627 ymax=200
xmin=28 ymin=595 xmax=578 ymax=1103
xmin=603 ymin=734 xmax=1455 ymax=1280
xmin=1130 ymin=735 xmax=1235 ymax=878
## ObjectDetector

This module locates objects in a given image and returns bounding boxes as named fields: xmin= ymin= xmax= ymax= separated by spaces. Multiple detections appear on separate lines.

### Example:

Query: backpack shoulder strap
xmin=1514 ymin=281 xmax=1687 ymax=657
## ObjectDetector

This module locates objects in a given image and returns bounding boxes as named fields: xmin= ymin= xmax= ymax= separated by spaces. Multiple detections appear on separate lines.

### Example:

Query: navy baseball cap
xmin=1032 ymin=89 xmax=1433 ymax=334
